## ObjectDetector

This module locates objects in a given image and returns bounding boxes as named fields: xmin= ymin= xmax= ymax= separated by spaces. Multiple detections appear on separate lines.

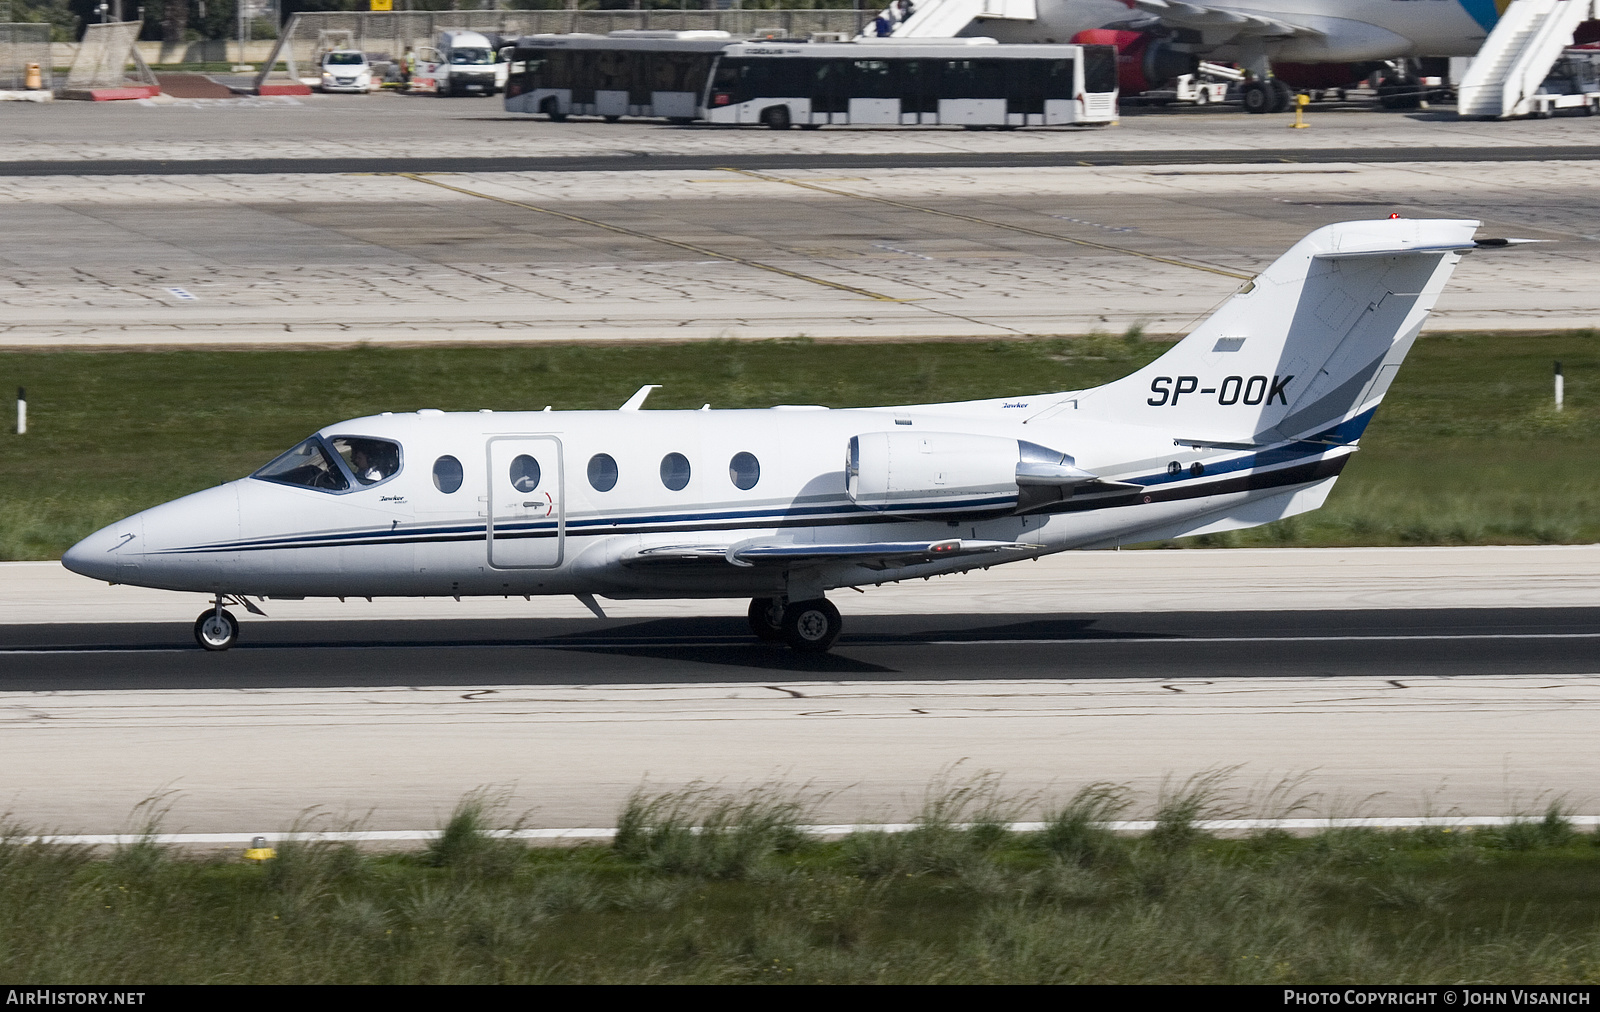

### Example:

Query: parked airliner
xmin=63 ymin=218 xmax=1518 ymax=653
xmin=887 ymin=0 xmax=1521 ymax=111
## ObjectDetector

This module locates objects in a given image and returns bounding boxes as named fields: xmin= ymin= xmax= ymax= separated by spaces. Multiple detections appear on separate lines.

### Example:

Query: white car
xmin=320 ymin=51 xmax=373 ymax=94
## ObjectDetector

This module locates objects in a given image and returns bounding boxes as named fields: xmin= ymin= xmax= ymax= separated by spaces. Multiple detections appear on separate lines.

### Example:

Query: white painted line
xmin=24 ymin=815 xmax=1599 ymax=847
xmin=6 ymin=631 xmax=1600 ymax=656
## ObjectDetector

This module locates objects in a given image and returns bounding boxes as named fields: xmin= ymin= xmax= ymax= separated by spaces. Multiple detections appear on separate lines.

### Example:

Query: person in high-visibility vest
xmin=402 ymin=47 xmax=415 ymax=85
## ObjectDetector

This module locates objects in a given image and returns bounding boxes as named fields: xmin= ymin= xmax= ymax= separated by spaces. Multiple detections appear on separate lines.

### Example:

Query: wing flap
xmin=623 ymin=539 xmax=1029 ymax=570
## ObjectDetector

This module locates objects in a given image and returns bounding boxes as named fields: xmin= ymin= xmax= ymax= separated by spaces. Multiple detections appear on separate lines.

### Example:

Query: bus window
xmin=1083 ymin=45 xmax=1117 ymax=94
xmin=813 ymin=59 xmax=849 ymax=114
xmin=594 ymin=49 xmax=632 ymax=93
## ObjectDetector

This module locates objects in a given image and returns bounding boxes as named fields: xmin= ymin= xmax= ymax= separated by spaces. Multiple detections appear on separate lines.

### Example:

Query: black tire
xmin=747 ymin=597 xmax=786 ymax=642
xmin=1270 ymin=79 xmax=1294 ymax=113
xmin=782 ymin=598 xmax=841 ymax=654
xmin=194 ymin=609 xmax=239 ymax=652
xmin=1377 ymin=81 xmax=1422 ymax=110
xmin=604 ymin=115 xmax=621 ymax=122
xmin=541 ymin=97 xmax=566 ymax=123
xmin=1241 ymin=81 xmax=1274 ymax=114
xmin=1193 ymin=89 xmax=1209 ymax=106
xmin=761 ymin=105 xmax=791 ymax=130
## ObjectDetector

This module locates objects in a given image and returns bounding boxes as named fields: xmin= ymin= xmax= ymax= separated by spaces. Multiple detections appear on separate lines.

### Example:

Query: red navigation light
xmin=1389 ymin=213 xmax=1401 ymax=219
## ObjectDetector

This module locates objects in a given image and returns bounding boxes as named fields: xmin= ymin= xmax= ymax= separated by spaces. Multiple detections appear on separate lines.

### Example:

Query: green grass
xmin=2 ymin=331 xmax=1597 ymax=560
xmin=7 ymin=784 xmax=1600 ymax=983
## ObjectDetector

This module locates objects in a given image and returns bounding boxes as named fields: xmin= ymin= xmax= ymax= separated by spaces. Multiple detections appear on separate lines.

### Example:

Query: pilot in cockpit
xmin=348 ymin=440 xmax=399 ymax=484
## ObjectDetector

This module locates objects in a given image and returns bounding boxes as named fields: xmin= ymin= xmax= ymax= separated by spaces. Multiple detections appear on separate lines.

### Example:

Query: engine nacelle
xmin=847 ymin=431 xmax=1019 ymax=518
xmin=1073 ymin=29 xmax=1197 ymax=94
xmin=846 ymin=433 xmax=1106 ymax=520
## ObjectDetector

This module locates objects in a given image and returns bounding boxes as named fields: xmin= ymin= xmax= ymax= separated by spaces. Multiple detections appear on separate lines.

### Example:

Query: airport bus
xmin=503 ymin=31 xmax=734 ymax=122
xmin=703 ymin=40 xmax=1118 ymax=129
xmin=504 ymin=33 xmax=1117 ymax=128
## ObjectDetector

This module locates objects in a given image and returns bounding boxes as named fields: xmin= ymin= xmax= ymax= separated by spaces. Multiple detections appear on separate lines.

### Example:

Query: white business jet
xmin=63 ymin=218 xmax=1519 ymax=654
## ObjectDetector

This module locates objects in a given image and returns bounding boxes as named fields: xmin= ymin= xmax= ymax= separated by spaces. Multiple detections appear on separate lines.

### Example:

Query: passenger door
xmin=486 ymin=435 xmax=564 ymax=569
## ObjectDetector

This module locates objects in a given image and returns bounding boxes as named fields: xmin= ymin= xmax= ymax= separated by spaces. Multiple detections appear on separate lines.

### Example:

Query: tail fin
xmin=1073 ymin=218 xmax=1482 ymax=445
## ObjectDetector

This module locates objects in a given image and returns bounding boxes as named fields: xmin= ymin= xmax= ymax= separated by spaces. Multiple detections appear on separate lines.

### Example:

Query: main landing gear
xmin=1241 ymin=78 xmax=1294 ymax=114
xmin=748 ymin=596 xmax=842 ymax=654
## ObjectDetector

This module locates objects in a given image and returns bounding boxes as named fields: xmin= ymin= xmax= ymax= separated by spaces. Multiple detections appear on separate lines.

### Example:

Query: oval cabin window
xmin=432 ymin=455 xmax=464 ymax=494
xmin=588 ymin=453 xmax=618 ymax=492
xmin=729 ymin=451 xmax=760 ymax=490
xmin=660 ymin=452 xmax=691 ymax=491
xmin=509 ymin=454 xmax=541 ymax=492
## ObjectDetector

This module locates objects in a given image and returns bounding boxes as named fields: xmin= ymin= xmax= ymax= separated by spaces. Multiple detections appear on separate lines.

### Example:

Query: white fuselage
xmin=969 ymin=0 xmax=1497 ymax=61
xmin=63 ymin=397 xmax=1346 ymax=603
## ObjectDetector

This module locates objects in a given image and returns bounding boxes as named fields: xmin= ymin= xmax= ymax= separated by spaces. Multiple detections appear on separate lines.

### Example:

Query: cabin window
xmin=330 ymin=436 xmax=401 ymax=486
xmin=729 ymin=451 xmax=760 ymax=490
xmin=509 ymin=454 xmax=541 ymax=492
xmin=253 ymin=436 xmax=350 ymax=492
xmin=660 ymin=452 xmax=691 ymax=491
xmin=433 ymin=455 xmax=464 ymax=494
xmin=588 ymin=453 xmax=618 ymax=492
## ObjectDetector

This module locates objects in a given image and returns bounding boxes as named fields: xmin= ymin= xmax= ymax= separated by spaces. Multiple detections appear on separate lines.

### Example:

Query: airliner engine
xmin=1072 ymin=28 xmax=1197 ymax=94
xmin=845 ymin=433 xmax=1106 ymax=519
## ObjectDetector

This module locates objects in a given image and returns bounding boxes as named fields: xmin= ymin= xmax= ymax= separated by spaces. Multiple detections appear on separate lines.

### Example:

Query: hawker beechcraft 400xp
xmin=64 ymin=218 xmax=1526 ymax=654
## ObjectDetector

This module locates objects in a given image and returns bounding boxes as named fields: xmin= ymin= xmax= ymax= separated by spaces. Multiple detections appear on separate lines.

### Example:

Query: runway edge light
xmin=244 ymin=836 xmax=276 ymax=861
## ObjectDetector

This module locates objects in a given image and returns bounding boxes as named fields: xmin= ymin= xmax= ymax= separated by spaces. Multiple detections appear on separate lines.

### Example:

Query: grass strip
xmin=2 ymin=330 xmax=1597 ymax=560
xmin=5 ymin=783 xmax=1600 ymax=983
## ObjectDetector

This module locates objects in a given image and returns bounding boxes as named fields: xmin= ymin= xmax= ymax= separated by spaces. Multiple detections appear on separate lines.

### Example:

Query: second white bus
xmin=702 ymin=39 xmax=1118 ymax=129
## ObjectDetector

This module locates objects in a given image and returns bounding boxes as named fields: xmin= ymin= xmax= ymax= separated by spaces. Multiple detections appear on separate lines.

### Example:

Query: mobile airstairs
xmin=1458 ymin=0 xmax=1600 ymax=118
xmin=860 ymin=0 xmax=1036 ymax=38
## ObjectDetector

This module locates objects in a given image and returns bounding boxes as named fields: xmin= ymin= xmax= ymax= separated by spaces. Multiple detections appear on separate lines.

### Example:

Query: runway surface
xmin=9 ymin=145 xmax=1600 ymax=177
xmin=2 ymin=160 xmax=1595 ymax=346
xmin=4 ymin=607 xmax=1600 ymax=692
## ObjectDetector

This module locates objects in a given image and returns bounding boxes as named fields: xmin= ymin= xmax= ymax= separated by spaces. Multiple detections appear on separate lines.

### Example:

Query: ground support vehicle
xmin=703 ymin=38 xmax=1118 ymax=128
xmin=504 ymin=32 xmax=734 ymax=122
xmin=411 ymin=29 xmax=507 ymax=97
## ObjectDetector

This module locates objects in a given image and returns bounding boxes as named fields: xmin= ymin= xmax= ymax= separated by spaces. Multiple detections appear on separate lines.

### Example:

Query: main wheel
xmin=782 ymin=598 xmax=841 ymax=654
xmin=194 ymin=609 xmax=239 ymax=652
xmin=1241 ymin=81 xmax=1274 ymax=114
xmin=747 ymin=597 xmax=786 ymax=642
xmin=1270 ymin=79 xmax=1294 ymax=113
xmin=761 ymin=105 xmax=791 ymax=130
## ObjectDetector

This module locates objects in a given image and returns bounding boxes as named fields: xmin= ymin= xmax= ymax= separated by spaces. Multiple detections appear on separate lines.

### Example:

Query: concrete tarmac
xmin=1 ymin=160 xmax=1595 ymax=346
xmin=3 ymin=547 xmax=1599 ymax=833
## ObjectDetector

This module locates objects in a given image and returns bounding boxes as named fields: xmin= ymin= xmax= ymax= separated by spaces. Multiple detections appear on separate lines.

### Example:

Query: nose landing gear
xmin=194 ymin=601 xmax=239 ymax=651
xmin=192 ymin=593 xmax=264 ymax=651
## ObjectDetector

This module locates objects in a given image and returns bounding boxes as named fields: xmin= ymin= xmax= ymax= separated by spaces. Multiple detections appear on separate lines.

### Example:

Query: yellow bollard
xmin=243 ymin=835 xmax=277 ymax=862
xmin=24 ymin=63 xmax=42 ymax=90
xmin=1291 ymin=92 xmax=1309 ymax=129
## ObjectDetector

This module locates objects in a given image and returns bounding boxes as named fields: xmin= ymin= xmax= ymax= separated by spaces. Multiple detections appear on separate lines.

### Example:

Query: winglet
xmin=619 ymin=385 xmax=662 ymax=411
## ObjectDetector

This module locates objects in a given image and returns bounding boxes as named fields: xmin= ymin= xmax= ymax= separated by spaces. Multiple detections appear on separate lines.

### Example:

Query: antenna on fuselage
xmin=619 ymin=385 xmax=662 ymax=411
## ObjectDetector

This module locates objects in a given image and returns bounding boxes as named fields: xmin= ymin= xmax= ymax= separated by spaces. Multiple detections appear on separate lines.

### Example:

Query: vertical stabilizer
xmin=1073 ymin=218 xmax=1481 ymax=446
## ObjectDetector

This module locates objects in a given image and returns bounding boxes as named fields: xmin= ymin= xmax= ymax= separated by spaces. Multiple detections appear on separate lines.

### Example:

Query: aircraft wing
xmin=1123 ymin=0 xmax=1321 ymax=38
xmin=623 ymin=539 xmax=1030 ymax=570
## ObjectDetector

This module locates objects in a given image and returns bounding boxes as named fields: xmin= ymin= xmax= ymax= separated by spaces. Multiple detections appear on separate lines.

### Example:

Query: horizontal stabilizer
xmin=623 ymin=539 xmax=1028 ymax=570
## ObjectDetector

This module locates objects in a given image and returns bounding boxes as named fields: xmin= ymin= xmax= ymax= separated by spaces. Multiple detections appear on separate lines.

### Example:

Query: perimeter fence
xmin=0 ymin=22 xmax=51 ymax=91
xmin=281 ymin=8 xmax=866 ymax=62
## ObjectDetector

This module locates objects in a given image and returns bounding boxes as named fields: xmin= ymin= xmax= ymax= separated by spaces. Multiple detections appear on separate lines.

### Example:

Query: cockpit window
xmin=330 ymin=436 xmax=401 ymax=486
xmin=252 ymin=437 xmax=350 ymax=492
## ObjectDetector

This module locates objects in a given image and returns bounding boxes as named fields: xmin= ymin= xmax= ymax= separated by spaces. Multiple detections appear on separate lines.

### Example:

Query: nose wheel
xmin=194 ymin=607 xmax=239 ymax=651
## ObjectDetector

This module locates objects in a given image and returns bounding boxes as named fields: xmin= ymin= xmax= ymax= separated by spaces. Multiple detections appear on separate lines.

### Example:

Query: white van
xmin=412 ymin=30 xmax=508 ymax=97
xmin=319 ymin=50 xmax=374 ymax=93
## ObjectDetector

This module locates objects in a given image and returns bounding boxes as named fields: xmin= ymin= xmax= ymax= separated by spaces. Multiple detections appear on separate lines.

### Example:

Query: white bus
xmin=503 ymin=32 xmax=734 ymax=123
xmin=703 ymin=39 xmax=1118 ymax=129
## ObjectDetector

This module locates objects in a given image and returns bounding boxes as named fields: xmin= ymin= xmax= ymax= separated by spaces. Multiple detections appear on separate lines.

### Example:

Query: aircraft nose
xmin=62 ymin=518 xmax=141 ymax=583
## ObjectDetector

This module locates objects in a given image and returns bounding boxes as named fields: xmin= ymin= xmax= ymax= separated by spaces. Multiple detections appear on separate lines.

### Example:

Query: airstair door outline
xmin=486 ymin=435 xmax=564 ymax=569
